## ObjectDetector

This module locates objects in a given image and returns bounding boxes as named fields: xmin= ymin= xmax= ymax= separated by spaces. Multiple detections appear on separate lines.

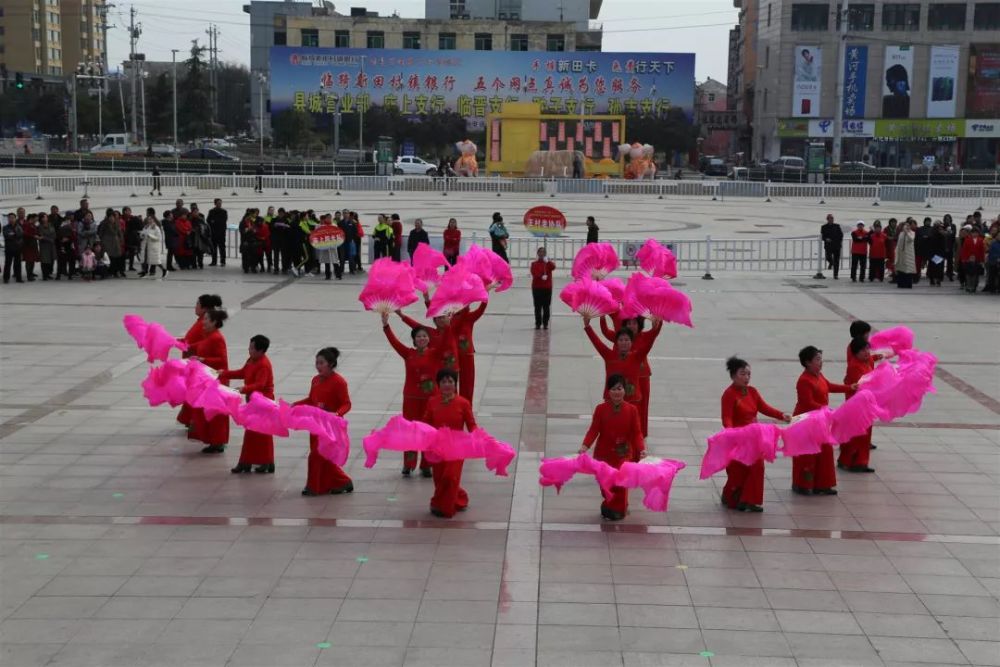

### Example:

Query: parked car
xmin=837 ymin=161 xmax=879 ymax=172
xmin=180 ymin=147 xmax=239 ymax=161
xmin=199 ymin=137 xmax=235 ymax=149
xmin=704 ymin=158 xmax=728 ymax=177
xmin=698 ymin=154 xmax=717 ymax=173
xmin=394 ymin=155 xmax=436 ymax=176
xmin=767 ymin=156 xmax=806 ymax=180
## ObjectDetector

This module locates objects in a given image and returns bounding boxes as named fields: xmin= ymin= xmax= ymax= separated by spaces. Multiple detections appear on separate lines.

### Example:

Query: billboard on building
xmin=966 ymin=44 xmax=1000 ymax=118
xmin=882 ymin=46 xmax=914 ymax=119
xmin=926 ymin=45 xmax=960 ymax=118
xmin=792 ymin=45 xmax=822 ymax=117
xmin=842 ymin=45 xmax=868 ymax=119
xmin=268 ymin=47 xmax=696 ymax=128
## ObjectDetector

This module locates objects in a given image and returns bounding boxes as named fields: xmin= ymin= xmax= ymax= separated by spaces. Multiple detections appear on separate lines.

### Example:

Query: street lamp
xmin=255 ymin=71 xmax=268 ymax=158
xmin=171 ymin=49 xmax=179 ymax=157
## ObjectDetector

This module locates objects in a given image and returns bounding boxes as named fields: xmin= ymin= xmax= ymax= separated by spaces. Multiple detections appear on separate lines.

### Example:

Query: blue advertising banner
xmin=843 ymin=45 xmax=868 ymax=119
xmin=268 ymin=47 xmax=696 ymax=126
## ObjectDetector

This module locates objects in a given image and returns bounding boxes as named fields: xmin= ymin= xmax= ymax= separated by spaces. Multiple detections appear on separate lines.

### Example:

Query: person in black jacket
xmin=406 ymin=218 xmax=430 ymax=262
xmin=586 ymin=216 xmax=599 ymax=244
xmin=942 ymin=214 xmax=956 ymax=281
xmin=821 ymin=214 xmax=844 ymax=279
xmin=162 ymin=211 xmax=178 ymax=271
xmin=207 ymin=199 xmax=229 ymax=267
xmin=2 ymin=213 xmax=24 ymax=284
xmin=122 ymin=206 xmax=144 ymax=271
xmin=926 ymin=221 xmax=947 ymax=286
xmin=914 ymin=217 xmax=934 ymax=283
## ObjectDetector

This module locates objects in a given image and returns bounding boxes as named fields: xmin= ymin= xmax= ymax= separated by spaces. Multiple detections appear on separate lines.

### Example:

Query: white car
xmin=394 ymin=155 xmax=437 ymax=176
xmin=200 ymin=137 xmax=235 ymax=149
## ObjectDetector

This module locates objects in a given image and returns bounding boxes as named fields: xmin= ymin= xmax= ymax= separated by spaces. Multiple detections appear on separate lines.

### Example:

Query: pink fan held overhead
xmin=620 ymin=272 xmax=693 ymax=327
xmin=457 ymin=244 xmax=513 ymax=292
xmin=427 ymin=265 xmax=489 ymax=318
xmin=358 ymin=258 xmax=420 ymax=314
xmin=559 ymin=277 xmax=619 ymax=319
xmin=636 ymin=239 xmax=678 ymax=279
xmin=571 ymin=242 xmax=620 ymax=280
xmin=411 ymin=243 xmax=449 ymax=285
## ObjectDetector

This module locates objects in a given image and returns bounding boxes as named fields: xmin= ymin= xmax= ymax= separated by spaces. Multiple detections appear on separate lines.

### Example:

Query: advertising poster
xmin=792 ymin=45 xmax=822 ymax=117
xmin=966 ymin=44 xmax=1000 ymax=118
xmin=842 ymin=45 xmax=868 ymax=119
xmin=269 ymin=47 xmax=696 ymax=125
xmin=927 ymin=45 xmax=960 ymax=118
xmin=883 ymin=46 xmax=914 ymax=119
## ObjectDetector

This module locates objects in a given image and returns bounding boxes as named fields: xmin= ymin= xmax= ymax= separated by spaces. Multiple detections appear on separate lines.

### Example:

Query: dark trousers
xmin=3 ymin=250 xmax=23 ymax=282
xmin=255 ymin=176 xmax=263 ymax=192
xmin=270 ymin=245 xmax=281 ymax=272
xmin=25 ymin=260 xmax=36 ymax=280
xmin=41 ymin=262 xmax=53 ymax=280
xmin=825 ymin=248 xmax=840 ymax=278
xmin=532 ymin=288 xmax=552 ymax=328
xmin=869 ymin=258 xmax=885 ymax=282
xmin=391 ymin=246 xmax=401 ymax=262
xmin=151 ymin=176 xmax=161 ymax=194
xmin=945 ymin=254 xmax=954 ymax=279
xmin=896 ymin=272 xmax=913 ymax=289
xmin=850 ymin=254 xmax=867 ymax=282
xmin=57 ymin=253 xmax=74 ymax=278
xmin=927 ymin=260 xmax=944 ymax=284
xmin=211 ymin=235 xmax=227 ymax=265
xmin=915 ymin=256 xmax=926 ymax=281
xmin=373 ymin=242 xmax=388 ymax=260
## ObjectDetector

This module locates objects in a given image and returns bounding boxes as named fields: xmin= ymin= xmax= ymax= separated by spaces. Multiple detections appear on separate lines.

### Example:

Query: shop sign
xmin=808 ymin=119 xmax=875 ymax=138
xmin=523 ymin=206 xmax=567 ymax=237
xmin=777 ymin=118 xmax=810 ymax=138
xmin=965 ymin=120 xmax=1000 ymax=138
xmin=873 ymin=119 xmax=965 ymax=140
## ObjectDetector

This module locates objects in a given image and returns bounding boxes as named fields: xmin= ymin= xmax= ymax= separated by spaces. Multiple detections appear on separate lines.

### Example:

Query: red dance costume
xmin=176 ymin=318 xmax=206 ymax=427
xmin=220 ymin=356 xmax=275 ymax=466
xmin=838 ymin=355 xmax=875 ymax=469
xmin=792 ymin=371 xmax=850 ymax=491
xmin=384 ymin=324 xmax=451 ymax=471
xmin=399 ymin=313 xmax=459 ymax=373
xmin=585 ymin=321 xmax=661 ymax=411
xmin=423 ymin=394 xmax=477 ymax=517
xmin=452 ymin=303 xmax=486 ymax=402
xmin=187 ymin=330 xmax=230 ymax=447
xmin=601 ymin=316 xmax=661 ymax=436
xmin=296 ymin=373 xmax=353 ymax=494
xmin=582 ymin=400 xmax=645 ymax=515
xmin=720 ymin=385 xmax=785 ymax=508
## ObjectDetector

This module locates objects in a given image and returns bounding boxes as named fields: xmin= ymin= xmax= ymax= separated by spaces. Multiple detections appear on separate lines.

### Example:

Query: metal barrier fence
xmin=3 ymin=173 xmax=999 ymax=210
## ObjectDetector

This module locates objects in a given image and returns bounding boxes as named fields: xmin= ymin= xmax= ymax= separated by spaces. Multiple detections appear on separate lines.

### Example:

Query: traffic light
xmin=14 ymin=72 xmax=25 ymax=90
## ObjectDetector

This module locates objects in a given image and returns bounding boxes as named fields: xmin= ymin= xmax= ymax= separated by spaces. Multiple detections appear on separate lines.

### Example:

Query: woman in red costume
xmin=579 ymin=374 xmax=645 ymax=521
xmin=792 ymin=346 xmax=855 ymax=496
xmin=838 ymin=338 xmax=877 ymax=473
xmin=584 ymin=316 xmax=661 ymax=411
xmin=220 ymin=334 xmax=276 ymax=474
xmin=600 ymin=314 xmax=660 ymax=436
xmin=719 ymin=357 xmax=790 ymax=512
xmin=188 ymin=309 xmax=230 ymax=454
xmin=397 ymin=307 xmax=459 ymax=376
xmin=177 ymin=294 xmax=222 ymax=428
xmin=452 ymin=302 xmax=487 ymax=402
xmin=423 ymin=369 xmax=477 ymax=518
xmin=382 ymin=312 xmax=452 ymax=477
xmin=295 ymin=347 xmax=354 ymax=496
xmin=442 ymin=218 xmax=461 ymax=266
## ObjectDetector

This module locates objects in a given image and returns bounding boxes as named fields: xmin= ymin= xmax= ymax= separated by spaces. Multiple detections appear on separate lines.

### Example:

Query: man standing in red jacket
xmin=390 ymin=213 xmax=403 ymax=262
xmin=530 ymin=247 xmax=556 ymax=330
xmin=849 ymin=221 xmax=870 ymax=283
xmin=868 ymin=220 xmax=887 ymax=282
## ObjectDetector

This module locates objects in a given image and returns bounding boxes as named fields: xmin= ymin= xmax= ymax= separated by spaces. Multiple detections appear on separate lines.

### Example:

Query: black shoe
xmin=869 ymin=444 xmax=877 ymax=450
xmin=330 ymin=482 xmax=354 ymax=495
xmin=302 ymin=488 xmax=320 ymax=496
xmin=847 ymin=466 xmax=875 ymax=473
xmin=201 ymin=445 xmax=225 ymax=454
xmin=253 ymin=464 xmax=275 ymax=474
xmin=535 ymin=324 xmax=541 ymax=330
xmin=814 ymin=488 xmax=838 ymax=496
xmin=837 ymin=461 xmax=848 ymax=471
xmin=421 ymin=467 xmax=432 ymax=478
xmin=138 ymin=272 xmax=147 ymax=277
xmin=737 ymin=503 xmax=764 ymax=513
xmin=542 ymin=324 xmax=548 ymax=330
xmin=791 ymin=485 xmax=813 ymax=496
xmin=230 ymin=464 xmax=252 ymax=474
xmin=209 ymin=262 xmax=217 ymax=267
xmin=402 ymin=467 xmax=412 ymax=477
xmin=430 ymin=507 xmax=448 ymax=518
xmin=720 ymin=493 xmax=728 ymax=507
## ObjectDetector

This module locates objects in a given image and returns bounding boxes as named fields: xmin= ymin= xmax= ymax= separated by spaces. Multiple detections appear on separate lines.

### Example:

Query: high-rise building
xmin=243 ymin=0 xmax=604 ymax=139
xmin=727 ymin=0 xmax=1000 ymax=169
xmin=0 ymin=0 xmax=107 ymax=81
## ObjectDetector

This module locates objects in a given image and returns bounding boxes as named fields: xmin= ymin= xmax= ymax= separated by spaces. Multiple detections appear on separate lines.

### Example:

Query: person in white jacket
xmin=139 ymin=208 xmax=168 ymax=279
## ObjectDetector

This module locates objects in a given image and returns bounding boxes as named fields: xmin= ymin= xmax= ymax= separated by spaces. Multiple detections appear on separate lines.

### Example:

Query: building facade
xmin=729 ymin=0 xmax=1000 ymax=168
xmin=0 ymin=0 xmax=107 ymax=80
xmin=696 ymin=77 xmax=734 ymax=157
xmin=244 ymin=0 xmax=604 ymax=140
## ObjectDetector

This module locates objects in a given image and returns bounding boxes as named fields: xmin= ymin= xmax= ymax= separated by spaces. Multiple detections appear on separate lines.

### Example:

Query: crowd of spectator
xmin=821 ymin=211 xmax=999 ymax=294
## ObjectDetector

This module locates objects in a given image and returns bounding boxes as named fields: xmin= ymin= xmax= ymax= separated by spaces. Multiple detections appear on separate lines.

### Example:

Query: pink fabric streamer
xmin=620 ymin=272 xmax=693 ymax=327
xmin=287 ymin=405 xmax=351 ymax=466
xmin=362 ymin=415 xmax=438 ymax=468
xmin=235 ymin=393 xmax=292 ymax=437
xmin=411 ymin=243 xmax=449 ymax=285
xmin=456 ymin=245 xmax=513 ymax=292
xmin=636 ymin=239 xmax=678 ymax=279
xmin=778 ymin=408 xmax=837 ymax=457
xmin=427 ymin=265 xmax=490 ymax=317
xmin=123 ymin=314 xmax=187 ymax=362
xmin=539 ymin=454 xmax=619 ymax=500
xmin=830 ymin=390 xmax=889 ymax=442
xmin=187 ymin=368 xmax=243 ymax=421
xmin=571 ymin=242 xmax=620 ymax=280
xmin=616 ymin=458 xmax=687 ymax=512
xmin=559 ymin=278 xmax=619 ymax=318
xmin=140 ymin=359 xmax=190 ymax=407
xmin=869 ymin=350 xmax=937 ymax=420
xmin=869 ymin=326 xmax=914 ymax=355
xmin=358 ymin=258 xmax=420 ymax=313
xmin=700 ymin=423 xmax=781 ymax=479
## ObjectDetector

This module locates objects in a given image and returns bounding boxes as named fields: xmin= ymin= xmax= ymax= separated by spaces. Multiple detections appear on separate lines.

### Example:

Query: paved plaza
xmin=0 ymin=189 xmax=998 ymax=667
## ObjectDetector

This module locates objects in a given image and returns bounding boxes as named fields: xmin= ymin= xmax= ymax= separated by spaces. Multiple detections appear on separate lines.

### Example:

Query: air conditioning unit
xmin=498 ymin=12 xmax=507 ymax=19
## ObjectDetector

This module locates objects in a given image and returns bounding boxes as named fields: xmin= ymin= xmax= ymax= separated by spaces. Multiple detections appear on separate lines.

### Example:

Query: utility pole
xmin=128 ymin=6 xmax=142 ymax=145
xmin=205 ymin=24 xmax=219 ymax=128
xmin=172 ymin=49 xmax=179 ymax=154
xmin=832 ymin=0 xmax=849 ymax=167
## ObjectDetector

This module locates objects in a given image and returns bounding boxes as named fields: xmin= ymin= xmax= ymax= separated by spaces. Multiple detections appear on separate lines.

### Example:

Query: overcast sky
xmin=109 ymin=0 xmax=737 ymax=83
